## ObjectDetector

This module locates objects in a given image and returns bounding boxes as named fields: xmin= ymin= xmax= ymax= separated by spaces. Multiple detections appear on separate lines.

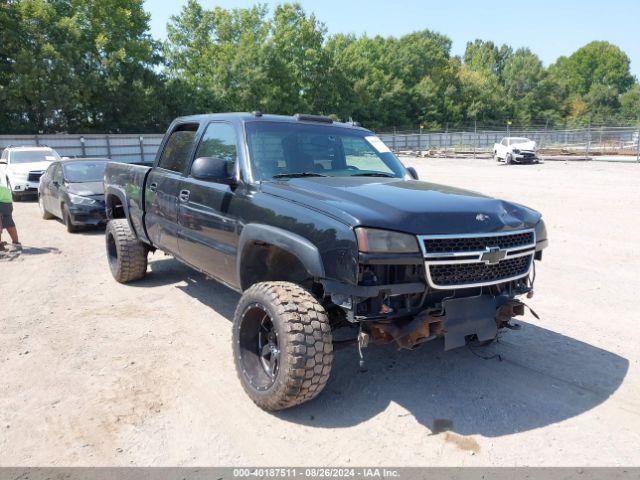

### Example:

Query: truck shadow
xmin=141 ymin=257 xmax=628 ymax=438
xmin=281 ymin=329 xmax=628 ymax=438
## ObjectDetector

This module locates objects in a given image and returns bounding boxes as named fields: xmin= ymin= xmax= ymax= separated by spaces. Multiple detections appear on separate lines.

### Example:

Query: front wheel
xmin=233 ymin=282 xmax=333 ymax=411
xmin=62 ymin=204 xmax=79 ymax=233
xmin=105 ymin=219 xmax=148 ymax=283
xmin=506 ymin=153 xmax=513 ymax=165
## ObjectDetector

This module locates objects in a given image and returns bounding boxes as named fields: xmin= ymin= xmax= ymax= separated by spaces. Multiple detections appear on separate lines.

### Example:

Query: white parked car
xmin=493 ymin=137 xmax=539 ymax=164
xmin=0 ymin=146 xmax=62 ymax=200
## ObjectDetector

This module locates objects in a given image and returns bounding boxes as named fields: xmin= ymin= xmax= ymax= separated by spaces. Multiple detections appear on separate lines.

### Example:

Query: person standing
xmin=0 ymin=174 xmax=20 ymax=250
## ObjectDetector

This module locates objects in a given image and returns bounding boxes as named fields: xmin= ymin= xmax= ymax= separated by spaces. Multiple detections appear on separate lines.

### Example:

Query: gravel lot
xmin=1 ymin=157 xmax=639 ymax=466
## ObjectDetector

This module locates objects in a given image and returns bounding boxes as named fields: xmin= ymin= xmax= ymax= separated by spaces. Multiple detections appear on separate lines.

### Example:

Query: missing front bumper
xmin=368 ymin=295 xmax=527 ymax=351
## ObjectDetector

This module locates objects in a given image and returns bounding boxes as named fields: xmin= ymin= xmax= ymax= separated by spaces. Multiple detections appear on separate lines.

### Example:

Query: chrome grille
xmin=429 ymin=255 xmax=531 ymax=287
xmin=419 ymin=229 xmax=535 ymax=289
xmin=422 ymin=231 xmax=534 ymax=253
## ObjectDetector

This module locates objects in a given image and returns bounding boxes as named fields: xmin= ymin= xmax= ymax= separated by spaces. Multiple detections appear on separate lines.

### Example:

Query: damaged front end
xmin=324 ymin=227 xmax=545 ymax=352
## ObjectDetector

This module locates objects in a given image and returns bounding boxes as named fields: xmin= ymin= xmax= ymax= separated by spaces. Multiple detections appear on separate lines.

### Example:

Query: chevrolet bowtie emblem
xmin=481 ymin=246 xmax=506 ymax=265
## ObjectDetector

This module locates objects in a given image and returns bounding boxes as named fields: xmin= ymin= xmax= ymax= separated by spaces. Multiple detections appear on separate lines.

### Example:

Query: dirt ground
xmin=1 ymin=158 xmax=639 ymax=466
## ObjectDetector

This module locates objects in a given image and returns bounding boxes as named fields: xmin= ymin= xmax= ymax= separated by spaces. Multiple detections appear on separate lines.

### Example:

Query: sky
xmin=144 ymin=0 xmax=640 ymax=79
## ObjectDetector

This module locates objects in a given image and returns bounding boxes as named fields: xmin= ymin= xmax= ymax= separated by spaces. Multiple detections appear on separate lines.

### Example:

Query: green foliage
xmin=1 ymin=0 xmax=165 ymax=133
xmin=1 ymin=1 xmax=639 ymax=133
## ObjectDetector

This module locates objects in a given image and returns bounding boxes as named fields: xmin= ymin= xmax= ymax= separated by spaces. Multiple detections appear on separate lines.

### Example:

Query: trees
xmin=548 ymin=41 xmax=637 ymax=125
xmin=1 ymin=2 xmax=638 ymax=133
xmin=1 ymin=0 xmax=165 ymax=133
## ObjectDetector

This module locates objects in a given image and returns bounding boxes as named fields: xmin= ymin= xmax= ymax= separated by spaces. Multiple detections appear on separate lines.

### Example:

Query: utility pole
xmin=473 ymin=119 xmax=477 ymax=159
xmin=392 ymin=126 xmax=397 ymax=152
xmin=636 ymin=123 xmax=640 ymax=163
xmin=587 ymin=116 xmax=592 ymax=157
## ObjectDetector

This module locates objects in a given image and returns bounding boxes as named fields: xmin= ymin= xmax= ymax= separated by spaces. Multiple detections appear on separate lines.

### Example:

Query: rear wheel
xmin=105 ymin=219 xmax=148 ymax=283
xmin=38 ymin=195 xmax=54 ymax=219
xmin=233 ymin=282 xmax=333 ymax=411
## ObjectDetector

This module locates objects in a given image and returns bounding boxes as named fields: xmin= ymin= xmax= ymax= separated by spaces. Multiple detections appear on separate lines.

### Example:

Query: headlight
xmin=355 ymin=227 xmax=419 ymax=253
xmin=535 ymin=218 xmax=547 ymax=241
xmin=12 ymin=172 xmax=28 ymax=179
xmin=513 ymin=148 xmax=521 ymax=154
xmin=68 ymin=193 xmax=96 ymax=205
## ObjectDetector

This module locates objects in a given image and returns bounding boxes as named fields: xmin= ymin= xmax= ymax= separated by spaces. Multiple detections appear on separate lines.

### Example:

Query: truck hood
xmin=8 ymin=161 xmax=53 ymax=175
xmin=261 ymin=177 xmax=541 ymax=234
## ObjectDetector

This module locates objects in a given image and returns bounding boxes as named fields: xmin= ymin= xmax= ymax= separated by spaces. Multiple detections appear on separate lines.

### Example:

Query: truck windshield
xmin=245 ymin=122 xmax=406 ymax=181
xmin=10 ymin=150 xmax=59 ymax=164
xmin=63 ymin=161 xmax=107 ymax=183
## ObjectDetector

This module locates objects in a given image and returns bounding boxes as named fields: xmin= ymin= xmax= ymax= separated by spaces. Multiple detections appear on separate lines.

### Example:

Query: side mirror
xmin=191 ymin=156 xmax=236 ymax=184
xmin=407 ymin=167 xmax=419 ymax=180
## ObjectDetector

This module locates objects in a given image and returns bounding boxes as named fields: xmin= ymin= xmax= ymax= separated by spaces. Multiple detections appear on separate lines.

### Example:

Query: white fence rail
xmin=378 ymin=126 xmax=640 ymax=157
xmin=0 ymin=134 xmax=164 ymax=163
xmin=1 ymin=126 xmax=639 ymax=162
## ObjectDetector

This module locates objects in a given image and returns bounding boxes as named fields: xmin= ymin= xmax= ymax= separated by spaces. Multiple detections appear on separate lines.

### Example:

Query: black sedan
xmin=38 ymin=158 xmax=108 ymax=232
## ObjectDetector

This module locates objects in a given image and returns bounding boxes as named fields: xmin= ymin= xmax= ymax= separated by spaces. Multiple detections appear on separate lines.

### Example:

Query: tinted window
xmin=158 ymin=124 xmax=198 ymax=173
xmin=196 ymin=123 xmax=237 ymax=161
xmin=63 ymin=161 xmax=107 ymax=183
xmin=245 ymin=122 xmax=405 ymax=180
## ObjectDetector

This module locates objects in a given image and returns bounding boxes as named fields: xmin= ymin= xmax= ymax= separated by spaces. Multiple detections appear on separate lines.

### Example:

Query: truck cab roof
xmin=173 ymin=112 xmax=369 ymax=132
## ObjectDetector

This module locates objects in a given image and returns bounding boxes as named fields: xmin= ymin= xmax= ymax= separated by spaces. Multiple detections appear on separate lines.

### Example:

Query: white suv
xmin=0 ymin=146 xmax=61 ymax=200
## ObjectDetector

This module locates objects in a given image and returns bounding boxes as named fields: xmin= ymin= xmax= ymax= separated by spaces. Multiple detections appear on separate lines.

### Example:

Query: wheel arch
xmin=237 ymin=224 xmax=325 ymax=292
xmin=104 ymin=187 xmax=138 ymax=237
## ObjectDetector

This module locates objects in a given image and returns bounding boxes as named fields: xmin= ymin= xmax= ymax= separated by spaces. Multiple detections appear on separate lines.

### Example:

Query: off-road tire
xmin=105 ymin=219 xmax=148 ymax=283
xmin=62 ymin=204 xmax=79 ymax=233
xmin=39 ymin=195 xmax=54 ymax=219
xmin=233 ymin=282 xmax=333 ymax=411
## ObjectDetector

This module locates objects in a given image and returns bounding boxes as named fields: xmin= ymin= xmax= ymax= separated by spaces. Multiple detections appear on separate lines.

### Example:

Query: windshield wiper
xmin=350 ymin=172 xmax=395 ymax=178
xmin=272 ymin=172 xmax=329 ymax=179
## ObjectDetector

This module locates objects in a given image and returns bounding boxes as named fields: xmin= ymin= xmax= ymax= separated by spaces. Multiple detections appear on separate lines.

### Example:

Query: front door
xmin=145 ymin=123 xmax=199 ymax=255
xmin=177 ymin=122 xmax=240 ymax=287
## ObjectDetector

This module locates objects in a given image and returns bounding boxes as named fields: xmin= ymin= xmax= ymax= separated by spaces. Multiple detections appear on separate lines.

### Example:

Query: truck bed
xmin=104 ymin=161 xmax=152 ymax=243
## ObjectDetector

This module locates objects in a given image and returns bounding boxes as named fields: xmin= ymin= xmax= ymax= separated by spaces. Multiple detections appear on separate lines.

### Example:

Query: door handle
xmin=148 ymin=182 xmax=158 ymax=192
xmin=179 ymin=189 xmax=190 ymax=202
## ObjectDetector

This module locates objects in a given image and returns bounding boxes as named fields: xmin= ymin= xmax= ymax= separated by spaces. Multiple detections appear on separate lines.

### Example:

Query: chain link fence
xmin=378 ymin=125 xmax=640 ymax=160
xmin=1 ymin=125 xmax=639 ymax=162
xmin=0 ymin=134 xmax=164 ymax=163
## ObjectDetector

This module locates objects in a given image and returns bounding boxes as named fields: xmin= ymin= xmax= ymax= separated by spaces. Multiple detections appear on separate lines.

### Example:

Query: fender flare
xmin=104 ymin=186 xmax=137 ymax=235
xmin=236 ymin=224 xmax=325 ymax=290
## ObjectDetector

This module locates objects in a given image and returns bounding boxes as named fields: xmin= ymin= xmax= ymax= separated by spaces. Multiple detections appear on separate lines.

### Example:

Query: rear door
xmin=177 ymin=121 xmax=240 ymax=286
xmin=145 ymin=123 xmax=199 ymax=255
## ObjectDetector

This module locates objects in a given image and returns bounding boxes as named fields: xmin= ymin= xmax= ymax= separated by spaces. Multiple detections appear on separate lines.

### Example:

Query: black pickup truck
xmin=104 ymin=112 xmax=548 ymax=411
